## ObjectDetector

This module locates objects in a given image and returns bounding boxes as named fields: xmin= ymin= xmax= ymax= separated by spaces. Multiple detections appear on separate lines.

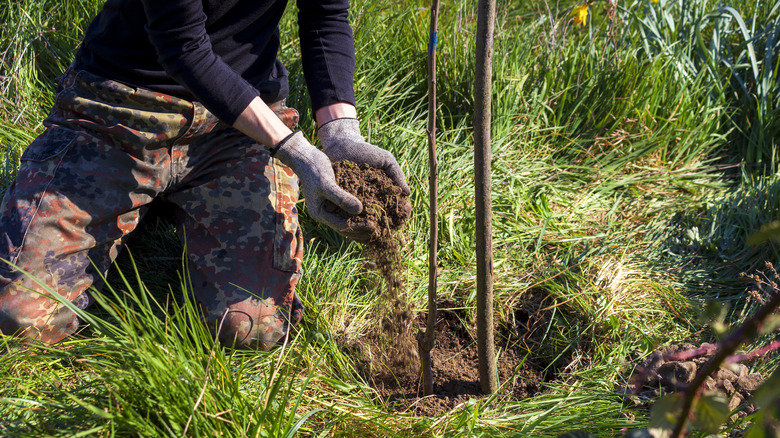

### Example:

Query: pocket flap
xmin=21 ymin=128 xmax=77 ymax=162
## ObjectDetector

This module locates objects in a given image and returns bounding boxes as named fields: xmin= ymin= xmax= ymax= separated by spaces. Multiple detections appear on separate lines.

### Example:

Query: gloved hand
xmin=274 ymin=131 xmax=367 ymax=237
xmin=317 ymin=118 xmax=411 ymax=196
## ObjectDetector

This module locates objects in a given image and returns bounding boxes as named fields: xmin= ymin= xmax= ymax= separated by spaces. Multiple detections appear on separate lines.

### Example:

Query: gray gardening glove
xmin=318 ymin=118 xmax=411 ymax=196
xmin=273 ymin=131 xmax=365 ymax=236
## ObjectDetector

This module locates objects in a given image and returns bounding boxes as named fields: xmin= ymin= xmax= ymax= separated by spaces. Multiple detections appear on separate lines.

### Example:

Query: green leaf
xmin=744 ymin=369 xmax=780 ymax=438
xmin=744 ymin=420 xmax=766 ymax=438
xmin=691 ymin=393 xmax=729 ymax=433
xmin=282 ymin=409 xmax=323 ymax=438
xmin=751 ymin=367 xmax=780 ymax=409
xmin=650 ymin=394 xmax=683 ymax=427
xmin=744 ymin=406 xmax=780 ymax=438
xmin=649 ymin=394 xmax=684 ymax=438
xmin=759 ymin=315 xmax=780 ymax=334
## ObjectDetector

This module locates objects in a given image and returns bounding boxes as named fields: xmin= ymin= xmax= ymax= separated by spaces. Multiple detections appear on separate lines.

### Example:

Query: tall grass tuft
xmin=619 ymin=0 xmax=780 ymax=167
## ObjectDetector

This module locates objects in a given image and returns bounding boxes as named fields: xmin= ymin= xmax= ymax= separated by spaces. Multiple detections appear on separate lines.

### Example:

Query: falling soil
xmin=621 ymin=343 xmax=766 ymax=421
xmin=328 ymin=160 xmax=418 ymax=389
xmin=329 ymin=161 xmax=546 ymax=415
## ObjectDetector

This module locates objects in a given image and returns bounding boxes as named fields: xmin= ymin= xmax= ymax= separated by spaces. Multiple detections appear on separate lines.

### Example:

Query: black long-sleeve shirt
xmin=74 ymin=0 xmax=356 ymax=125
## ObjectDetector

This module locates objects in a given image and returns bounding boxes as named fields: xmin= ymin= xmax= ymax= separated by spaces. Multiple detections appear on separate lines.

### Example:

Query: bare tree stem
xmin=417 ymin=0 xmax=440 ymax=397
xmin=475 ymin=0 xmax=497 ymax=394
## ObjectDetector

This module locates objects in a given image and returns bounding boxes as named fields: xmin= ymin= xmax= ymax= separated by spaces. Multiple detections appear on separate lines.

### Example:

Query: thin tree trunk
xmin=417 ymin=0 xmax=440 ymax=397
xmin=474 ymin=0 xmax=497 ymax=394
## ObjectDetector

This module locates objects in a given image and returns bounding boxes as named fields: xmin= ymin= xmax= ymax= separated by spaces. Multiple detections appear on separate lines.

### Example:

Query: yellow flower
xmin=571 ymin=4 xmax=589 ymax=27
xmin=651 ymin=0 xmax=659 ymax=3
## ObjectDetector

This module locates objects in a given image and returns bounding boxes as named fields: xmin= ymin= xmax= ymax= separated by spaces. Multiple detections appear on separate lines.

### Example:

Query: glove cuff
xmin=270 ymin=130 xmax=301 ymax=157
xmin=318 ymin=118 xmax=362 ymax=148
xmin=318 ymin=116 xmax=358 ymax=130
xmin=273 ymin=130 xmax=317 ymax=172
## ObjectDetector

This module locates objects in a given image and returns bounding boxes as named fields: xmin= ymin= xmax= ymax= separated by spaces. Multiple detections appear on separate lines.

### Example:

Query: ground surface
xmin=363 ymin=307 xmax=545 ymax=415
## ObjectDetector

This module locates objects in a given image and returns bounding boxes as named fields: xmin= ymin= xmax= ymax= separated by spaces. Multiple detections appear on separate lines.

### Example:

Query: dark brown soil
xmin=329 ymin=160 xmax=411 ymax=310
xmin=622 ymin=343 xmax=766 ymax=420
xmin=330 ymin=161 xmax=546 ymax=415
xmin=365 ymin=306 xmax=545 ymax=415
xmin=328 ymin=160 xmax=412 ymax=241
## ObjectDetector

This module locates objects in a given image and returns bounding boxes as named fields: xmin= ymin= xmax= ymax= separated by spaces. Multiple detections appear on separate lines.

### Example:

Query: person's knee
xmin=215 ymin=309 xmax=288 ymax=350
xmin=0 ymin=309 xmax=79 ymax=344
xmin=0 ymin=284 xmax=80 ymax=344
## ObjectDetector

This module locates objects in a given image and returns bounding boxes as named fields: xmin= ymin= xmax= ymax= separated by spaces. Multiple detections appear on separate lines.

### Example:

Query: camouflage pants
xmin=0 ymin=68 xmax=304 ymax=349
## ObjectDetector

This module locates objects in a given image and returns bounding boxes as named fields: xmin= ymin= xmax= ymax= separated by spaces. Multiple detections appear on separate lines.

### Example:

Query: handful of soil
xmin=326 ymin=160 xmax=411 ymax=298
xmin=325 ymin=161 xmax=412 ymax=242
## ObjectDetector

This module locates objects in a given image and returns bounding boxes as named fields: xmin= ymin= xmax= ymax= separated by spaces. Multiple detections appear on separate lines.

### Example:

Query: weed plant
xmin=1 ymin=0 xmax=779 ymax=435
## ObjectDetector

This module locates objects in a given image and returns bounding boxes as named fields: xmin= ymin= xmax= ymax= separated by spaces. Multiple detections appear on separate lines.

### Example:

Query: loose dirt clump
xmin=328 ymin=161 xmax=411 ymax=240
xmin=622 ymin=343 xmax=765 ymax=421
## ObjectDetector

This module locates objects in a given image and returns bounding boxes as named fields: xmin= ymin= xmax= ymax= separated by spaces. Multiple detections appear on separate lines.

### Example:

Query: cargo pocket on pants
xmin=0 ymin=127 xmax=78 ymax=269
xmin=20 ymin=127 xmax=78 ymax=162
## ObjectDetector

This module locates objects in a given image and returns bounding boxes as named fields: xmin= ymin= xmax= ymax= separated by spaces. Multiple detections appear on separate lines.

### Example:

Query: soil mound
xmin=369 ymin=306 xmax=545 ymax=415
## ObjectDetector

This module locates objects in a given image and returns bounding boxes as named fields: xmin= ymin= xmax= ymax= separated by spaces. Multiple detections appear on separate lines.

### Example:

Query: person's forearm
xmin=316 ymin=102 xmax=357 ymax=128
xmin=233 ymin=96 xmax=293 ymax=148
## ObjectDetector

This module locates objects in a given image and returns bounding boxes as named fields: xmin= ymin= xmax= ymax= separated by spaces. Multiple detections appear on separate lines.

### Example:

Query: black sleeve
xmin=297 ymin=0 xmax=356 ymax=112
xmin=139 ymin=0 xmax=258 ymax=125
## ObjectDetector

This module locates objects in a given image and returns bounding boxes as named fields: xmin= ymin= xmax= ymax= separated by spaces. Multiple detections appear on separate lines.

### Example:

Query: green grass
xmin=1 ymin=0 xmax=779 ymax=436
